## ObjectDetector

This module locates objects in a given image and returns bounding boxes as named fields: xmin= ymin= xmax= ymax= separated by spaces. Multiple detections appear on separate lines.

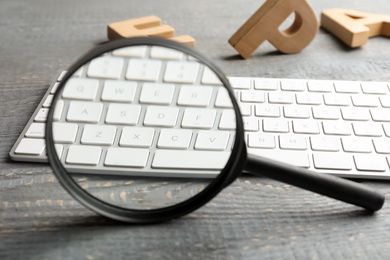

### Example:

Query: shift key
xmin=313 ymin=153 xmax=352 ymax=170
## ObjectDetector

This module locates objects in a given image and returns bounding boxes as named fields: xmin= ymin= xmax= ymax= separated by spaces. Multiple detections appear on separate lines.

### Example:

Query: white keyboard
xmin=9 ymin=70 xmax=390 ymax=179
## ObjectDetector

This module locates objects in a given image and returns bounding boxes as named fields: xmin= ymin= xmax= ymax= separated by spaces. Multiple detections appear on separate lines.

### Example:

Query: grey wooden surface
xmin=1 ymin=0 xmax=390 ymax=259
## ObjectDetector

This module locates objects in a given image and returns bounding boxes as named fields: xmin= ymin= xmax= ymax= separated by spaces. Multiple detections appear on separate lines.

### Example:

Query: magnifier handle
xmin=245 ymin=154 xmax=385 ymax=211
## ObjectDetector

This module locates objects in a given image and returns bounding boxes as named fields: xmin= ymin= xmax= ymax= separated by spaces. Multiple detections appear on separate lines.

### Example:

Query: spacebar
xmin=152 ymin=150 xmax=231 ymax=170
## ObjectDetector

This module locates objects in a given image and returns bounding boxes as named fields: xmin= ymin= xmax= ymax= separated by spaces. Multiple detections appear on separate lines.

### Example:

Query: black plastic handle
xmin=245 ymin=154 xmax=385 ymax=212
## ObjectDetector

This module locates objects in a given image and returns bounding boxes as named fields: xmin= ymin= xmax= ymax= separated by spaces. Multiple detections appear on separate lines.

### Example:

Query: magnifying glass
xmin=46 ymin=37 xmax=385 ymax=223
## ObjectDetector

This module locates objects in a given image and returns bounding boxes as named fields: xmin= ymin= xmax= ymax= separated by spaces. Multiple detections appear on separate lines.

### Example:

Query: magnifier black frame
xmin=46 ymin=37 xmax=247 ymax=223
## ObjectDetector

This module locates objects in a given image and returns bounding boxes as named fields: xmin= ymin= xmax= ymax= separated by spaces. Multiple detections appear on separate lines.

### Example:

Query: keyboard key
xmin=81 ymin=125 xmax=117 ymax=145
xmin=292 ymin=120 xmax=320 ymax=134
xmin=247 ymin=133 xmax=276 ymax=149
xmin=157 ymin=129 xmax=192 ymax=149
xmin=152 ymin=150 xmax=231 ymax=170
xmin=66 ymin=145 xmax=102 ymax=166
xmin=313 ymin=153 xmax=352 ymax=170
xmin=62 ymin=78 xmax=99 ymax=100
xmin=105 ymin=104 xmax=141 ymax=125
xmin=202 ymin=67 xmax=222 ymax=85
xmin=334 ymin=81 xmax=361 ymax=93
xmin=144 ymin=106 xmax=179 ymax=127
xmin=43 ymin=95 xmax=54 ymax=108
xmin=280 ymin=79 xmax=306 ymax=91
xmin=53 ymin=122 xmax=79 ymax=143
xmin=105 ymin=148 xmax=149 ymax=168
xmin=181 ymin=108 xmax=216 ymax=129
xmin=383 ymin=124 xmax=390 ymax=137
xmin=101 ymin=80 xmax=137 ymax=102
xmin=354 ymin=155 xmax=387 ymax=172
xmin=312 ymin=107 xmax=339 ymax=120
xmin=15 ymin=139 xmax=45 ymax=155
xmin=126 ymin=58 xmax=162 ymax=81
xmin=352 ymin=122 xmax=382 ymax=137
xmin=243 ymin=117 xmax=259 ymax=131
xmin=25 ymin=123 xmax=46 ymax=138
xmin=352 ymin=95 xmax=379 ymax=107
xmin=215 ymin=87 xmax=233 ymax=108
xmin=248 ymin=149 xmax=310 ymax=168
xmin=229 ymin=77 xmax=251 ymax=89
xmin=87 ymin=56 xmax=124 ymax=79
xmin=361 ymin=82 xmax=388 ymax=94
xmin=296 ymin=93 xmax=322 ymax=105
xmin=323 ymin=94 xmax=350 ymax=106
xmin=177 ymin=86 xmax=213 ymax=107
xmin=120 ymin=127 xmax=155 ymax=148
xmin=34 ymin=108 xmax=49 ymax=122
xmin=370 ymin=109 xmax=390 ymax=122
xmin=279 ymin=135 xmax=307 ymax=150
xmin=195 ymin=130 xmax=230 ymax=150
xmin=241 ymin=90 xmax=265 ymax=103
xmin=322 ymin=121 xmax=351 ymax=135
xmin=219 ymin=109 xmax=236 ymax=130
xmin=373 ymin=139 xmax=390 ymax=154
xmin=269 ymin=92 xmax=294 ymax=104
xmin=164 ymin=60 xmax=199 ymax=83
xmin=139 ymin=83 xmax=175 ymax=105
xmin=53 ymin=100 xmax=64 ymax=121
xmin=307 ymin=80 xmax=333 ymax=92
xmin=283 ymin=106 xmax=310 ymax=118
xmin=341 ymin=108 xmax=370 ymax=121
xmin=379 ymin=96 xmax=390 ymax=108
xmin=112 ymin=46 xmax=148 ymax=57
xmin=341 ymin=137 xmax=372 ymax=153
xmin=255 ymin=105 xmax=280 ymax=117
xmin=263 ymin=119 xmax=289 ymax=133
xmin=254 ymin=78 xmax=278 ymax=90
xmin=310 ymin=136 xmax=339 ymax=151
xmin=150 ymin=46 xmax=184 ymax=60
xmin=66 ymin=101 xmax=103 ymax=123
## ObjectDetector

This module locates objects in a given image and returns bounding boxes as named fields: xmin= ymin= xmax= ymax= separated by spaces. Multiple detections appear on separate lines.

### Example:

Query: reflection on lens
xmin=51 ymin=44 xmax=237 ymax=210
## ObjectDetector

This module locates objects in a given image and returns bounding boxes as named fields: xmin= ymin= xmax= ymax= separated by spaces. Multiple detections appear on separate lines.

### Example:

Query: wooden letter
xmin=321 ymin=9 xmax=390 ymax=47
xmin=229 ymin=0 xmax=318 ymax=59
xmin=107 ymin=16 xmax=195 ymax=47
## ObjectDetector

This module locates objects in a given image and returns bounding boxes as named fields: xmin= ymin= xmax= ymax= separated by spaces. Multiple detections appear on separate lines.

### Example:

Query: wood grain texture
xmin=1 ymin=0 xmax=390 ymax=259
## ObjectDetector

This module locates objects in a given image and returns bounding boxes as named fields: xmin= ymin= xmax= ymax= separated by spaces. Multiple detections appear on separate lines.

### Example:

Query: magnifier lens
xmin=47 ymin=40 xmax=241 ymax=215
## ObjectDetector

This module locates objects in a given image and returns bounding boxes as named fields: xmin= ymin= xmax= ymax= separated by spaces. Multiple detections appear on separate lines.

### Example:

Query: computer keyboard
xmin=9 ymin=68 xmax=390 ymax=179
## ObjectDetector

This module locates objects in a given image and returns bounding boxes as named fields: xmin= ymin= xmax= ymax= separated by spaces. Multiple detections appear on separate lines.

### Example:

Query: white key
xmin=268 ymin=92 xmax=294 ymax=104
xmin=139 ymin=83 xmax=175 ymax=105
xmin=312 ymin=106 xmax=340 ymax=119
xmin=34 ymin=108 xmax=49 ymax=122
xmin=254 ymin=78 xmax=278 ymax=90
xmin=323 ymin=94 xmax=350 ymax=106
xmin=43 ymin=95 xmax=54 ymax=108
xmin=292 ymin=120 xmax=320 ymax=134
xmin=120 ymin=127 xmax=155 ymax=148
xmin=307 ymin=80 xmax=333 ymax=92
xmin=371 ymin=109 xmax=390 ymax=122
xmin=341 ymin=108 xmax=370 ymax=121
xmin=341 ymin=137 xmax=372 ymax=153
xmin=51 ymin=82 xmax=60 ymax=94
xmin=243 ymin=117 xmax=259 ymax=131
xmin=248 ymin=149 xmax=310 ymax=168
xmin=361 ymin=82 xmax=388 ymax=94
xmin=241 ymin=90 xmax=265 ymax=103
xmin=87 ymin=56 xmax=124 ymax=79
xmin=177 ymin=85 xmax=213 ymax=107
xmin=229 ymin=77 xmax=251 ymax=89
xmin=352 ymin=122 xmax=382 ymax=137
xmin=81 ymin=125 xmax=117 ymax=145
xmin=66 ymin=145 xmax=102 ymax=166
xmin=181 ymin=108 xmax=216 ymax=129
xmin=352 ymin=95 xmax=379 ymax=107
xmin=25 ymin=123 xmax=45 ymax=138
xmin=296 ymin=93 xmax=322 ymax=105
xmin=53 ymin=122 xmax=78 ymax=143
xmin=313 ymin=153 xmax=352 ymax=170
xmin=105 ymin=104 xmax=141 ymax=125
xmin=62 ymin=78 xmax=99 ymax=100
xmin=379 ymin=96 xmax=390 ymax=108
xmin=66 ymin=101 xmax=103 ymax=123
xmin=144 ymin=106 xmax=179 ymax=127
xmin=373 ymin=139 xmax=390 ymax=154
xmin=215 ymin=87 xmax=233 ymax=108
xmin=53 ymin=100 xmax=64 ymax=121
xmin=164 ymin=60 xmax=199 ymax=83
xmin=279 ymin=135 xmax=307 ymax=150
xmin=219 ymin=109 xmax=236 ymax=130
xmin=150 ymin=46 xmax=183 ymax=60
xmin=354 ymin=155 xmax=387 ymax=172
xmin=157 ymin=129 xmax=192 ymax=149
xmin=310 ymin=136 xmax=339 ymax=151
xmin=255 ymin=105 xmax=280 ymax=117
xmin=263 ymin=119 xmax=289 ymax=133
xmin=247 ymin=133 xmax=276 ymax=149
xmin=112 ymin=46 xmax=148 ymax=57
xmin=281 ymin=79 xmax=306 ymax=91
xmin=126 ymin=58 xmax=162 ymax=81
xmin=101 ymin=80 xmax=137 ymax=102
xmin=283 ymin=106 xmax=310 ymax=118
xmin=15 ymin=139 xmax=45 ymax=155
xmin=195 ymin=130 xmax=230 ymax=150
xmin=334 ymin=81 xmax=361 ymax=93
xmin=322 ymin=121 xmax=351 ymax=135
xmin=105 ymin=148 xmax=149 ymax=168
xmin=201 ymin=67 xmax=222 ymax=85
xmin=55 ymin=144 xmax=64 ymax=158
xmin=57 ymin=71 xmax=67 ymax=81
xmin=239 ymin=104 xmax=252 ymax=116
xmin=152 ymin=150 xmax=231 ymax=170
xmin=383 ymin=124 xmax=390 ymax=137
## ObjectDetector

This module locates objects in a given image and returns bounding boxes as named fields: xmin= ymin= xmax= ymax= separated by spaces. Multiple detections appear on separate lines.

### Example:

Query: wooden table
xmin=1 ymin=0 xmax=390 ymax=259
